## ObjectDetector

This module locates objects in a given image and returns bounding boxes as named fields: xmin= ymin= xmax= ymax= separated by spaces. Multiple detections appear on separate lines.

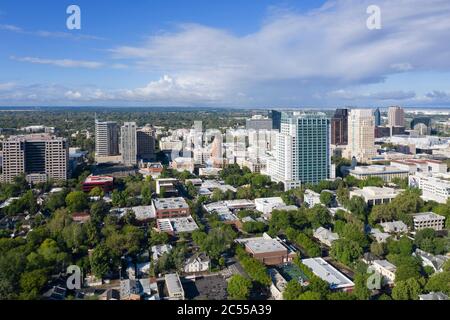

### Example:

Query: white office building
xmin=412 ymin=212 xmax=445 ymax=231
xmin=409 ymin=173 xmax=450 ymax=204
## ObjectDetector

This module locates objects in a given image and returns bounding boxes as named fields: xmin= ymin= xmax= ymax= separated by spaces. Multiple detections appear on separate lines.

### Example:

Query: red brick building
xmin=82 ymin=175 xmax=114 ymax=193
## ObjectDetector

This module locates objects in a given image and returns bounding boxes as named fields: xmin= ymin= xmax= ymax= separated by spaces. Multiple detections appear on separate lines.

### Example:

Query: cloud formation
xmin=11 ymin=56 xmax=104 ymax=69
xmin=105 ymin=0 xmax=450 ymax=106
xmin=2 ymin=0 xmax=450 ymax=106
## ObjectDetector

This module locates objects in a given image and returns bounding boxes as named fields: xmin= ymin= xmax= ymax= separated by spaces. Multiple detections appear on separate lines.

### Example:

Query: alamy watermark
xmin=66 ymin=5 xmax=81 ymax=30
xmin=367 ymin=5 xmax=382 ymax=30
xmin=66 ymin=265 xmax=82 ymax=290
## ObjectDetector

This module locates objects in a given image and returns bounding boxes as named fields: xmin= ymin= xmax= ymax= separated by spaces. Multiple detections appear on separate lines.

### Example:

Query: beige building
xmin=344 ymin=109 xmax=377 ymax=163
xmin=388 ymin=106 xmax=405 ymax=127
xmin=348 ymin=165 xmax=409 ymax=182
xmin=1 ymin=134 xmax=68 ymax=184
xmin=350 ymin=186 xmax=403 ymax=206
xmin=95 ymin=120 xmax=119 ymax=163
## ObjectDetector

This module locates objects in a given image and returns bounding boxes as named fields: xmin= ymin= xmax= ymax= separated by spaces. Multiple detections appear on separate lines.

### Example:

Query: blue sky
xmin=0 ymin=0 xmax=450 ymax=107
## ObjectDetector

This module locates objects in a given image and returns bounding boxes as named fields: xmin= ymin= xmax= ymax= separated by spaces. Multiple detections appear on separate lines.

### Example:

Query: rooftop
xmin=255 ymin=197 xmax=285 ymax=205
xmin=157 ymin=216 xmax=199 ymax=234
xmin=84 ymin=175 xmax=114 ymax=184
xmin=302 ymin=257 xmax=355 ymax=290
xmin=373 ymin=259 xmax=397 ymax=272
xmin=412 ymin=212 xmax=445 ymax=222
xmin=236 ymin=234 xmax=288 ymax=254
xmin=153 ymin=197 xmax=189 ymax=211
xmin=165 ymin=273 xmax=184 ymax=295
xmin=349 ymin=165 xmax=409 ymax=174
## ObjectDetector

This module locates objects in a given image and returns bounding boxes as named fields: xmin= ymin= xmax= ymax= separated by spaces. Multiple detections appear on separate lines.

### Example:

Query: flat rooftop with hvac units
xmin=235 ymin=233 xmax=297 ymax=265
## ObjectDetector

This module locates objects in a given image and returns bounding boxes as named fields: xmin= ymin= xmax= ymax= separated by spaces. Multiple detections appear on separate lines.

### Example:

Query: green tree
xmin=90 ymin=244 xmax=113 ymax=279
xmin=320 ymin=191 xmax=334 ymax=207
xmin=89 ymin=187 xmax=104 ymax=198
xmin=19 ymin=269 xmax=48 ymax=300
xmin=282 ymin=280 xmax=304 ymax=300
xmin=330 ymin=239 xmax=363 ymax=265
xmin=425 ymin=271 xmax=450 ymax=295
xmin=65 ymin=191 xmax=89 ymax=212
xmin=392 ymin=278 xmax=422 ymax=300
xmin=149 ymin=230 xmax=170 ymax=246
xmin=353 ymin=272 xmax=371 ymax=300
xmin=227 ymin=275 xmax=252 ymax=300
xmin=297 ymin=291 xmax=322 ymax=300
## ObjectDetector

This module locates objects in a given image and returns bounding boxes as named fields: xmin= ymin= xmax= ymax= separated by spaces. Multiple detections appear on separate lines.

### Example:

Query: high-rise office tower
xmin=121 ymin=122 xmax=137 ymax=166
xmin=388 ymin=106 xmax=405 ymax=127
xmin=137 ymin=125 xmax=156 ymax=161
xmin=374 ymin=108 xmax=381 ymax=126
xmin=95 ymin=120 xmax=119 ymax=158
xmin=344 ymin=109 xmax=377 ymax=163
xmin=270 ymin=110 xmax=282 ymax=131
xmin=331 ymin=109 xmax=349 ymax=146
xmin=266 ymin=112 xmax=331 ymax=191
xmin=1 ymin=134 xmax=68 ymax=184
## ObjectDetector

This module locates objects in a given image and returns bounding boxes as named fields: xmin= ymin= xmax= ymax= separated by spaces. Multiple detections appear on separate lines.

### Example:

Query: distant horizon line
xmin=1 ymin=105 xmax=450 ymax=111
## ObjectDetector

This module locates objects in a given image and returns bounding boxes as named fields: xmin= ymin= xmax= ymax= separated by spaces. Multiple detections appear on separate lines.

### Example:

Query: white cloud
xmin=64 ymin=90 xmax=82 ymax=99
xmin=11 ymin=56 xmax=104 ymax=69
xmin=0 ymin=23 xmax=103 ymax=40
xmin=3 ymin=0 xmax=450 ymax=106
xmin=0 ymin=82 xmax=17 ymax=91
xmin=107 ymin=0 xmax=450 ymax=106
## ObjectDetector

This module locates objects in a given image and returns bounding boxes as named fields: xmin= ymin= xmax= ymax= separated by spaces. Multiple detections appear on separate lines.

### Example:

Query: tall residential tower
xmin=266 ymin=112 xmax=331 ymax=191
xmin=95 ymin=120 xmax=120 ymax=162
xmin=121 ymin=122 xmax=137 ymax=166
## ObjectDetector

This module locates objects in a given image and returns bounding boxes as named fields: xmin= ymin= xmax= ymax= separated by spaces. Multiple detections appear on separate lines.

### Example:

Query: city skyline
xmin=0 ymin=0 xmax=450 ymax=108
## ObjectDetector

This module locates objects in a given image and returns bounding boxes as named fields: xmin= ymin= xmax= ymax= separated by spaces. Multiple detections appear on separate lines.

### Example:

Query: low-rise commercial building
xmin=254 ymin=197 xmax=286 ymax=215
xmin=409 ymin=173 xmax=450 ymax=204
xmin=165 ymin=273 xmax=185 ymax=300
xmin=82 ymin=175 xmax=114 ymax=193
xmin=350 ymin=187 xmax=403 ymax=206
xmin=156 ymin=178 xmax=179 ymax=196
xmin=412 ymin=212 xmax=445 ymax=231
xmin=156 ymin=216 xmax=199 ymax=235
xmin=152 ymin=197 xmax=190 ymax=219
xmin=391 ymin=159 xmax=447 ymax=174
xmin=302 ymin=257 xmax=355 ymax=292
xmin=236 ymin=233 xmax=296 ymax=266
xmin=348 ymin=165 xmax=409 ymax=182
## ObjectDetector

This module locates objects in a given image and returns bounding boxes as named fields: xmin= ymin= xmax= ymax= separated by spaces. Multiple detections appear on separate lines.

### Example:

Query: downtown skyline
xmin=1 ymin=0 xmax=450 ymax=108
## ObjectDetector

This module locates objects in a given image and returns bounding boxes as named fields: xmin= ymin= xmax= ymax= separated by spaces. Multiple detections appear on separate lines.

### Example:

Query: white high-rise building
xmin=344 ymin=109 xmax=377 ymax=163
xmin=121 ymin=122 xmax=137 ymax=166
xmin=266 ymin=112 xmax=331 ymax=191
